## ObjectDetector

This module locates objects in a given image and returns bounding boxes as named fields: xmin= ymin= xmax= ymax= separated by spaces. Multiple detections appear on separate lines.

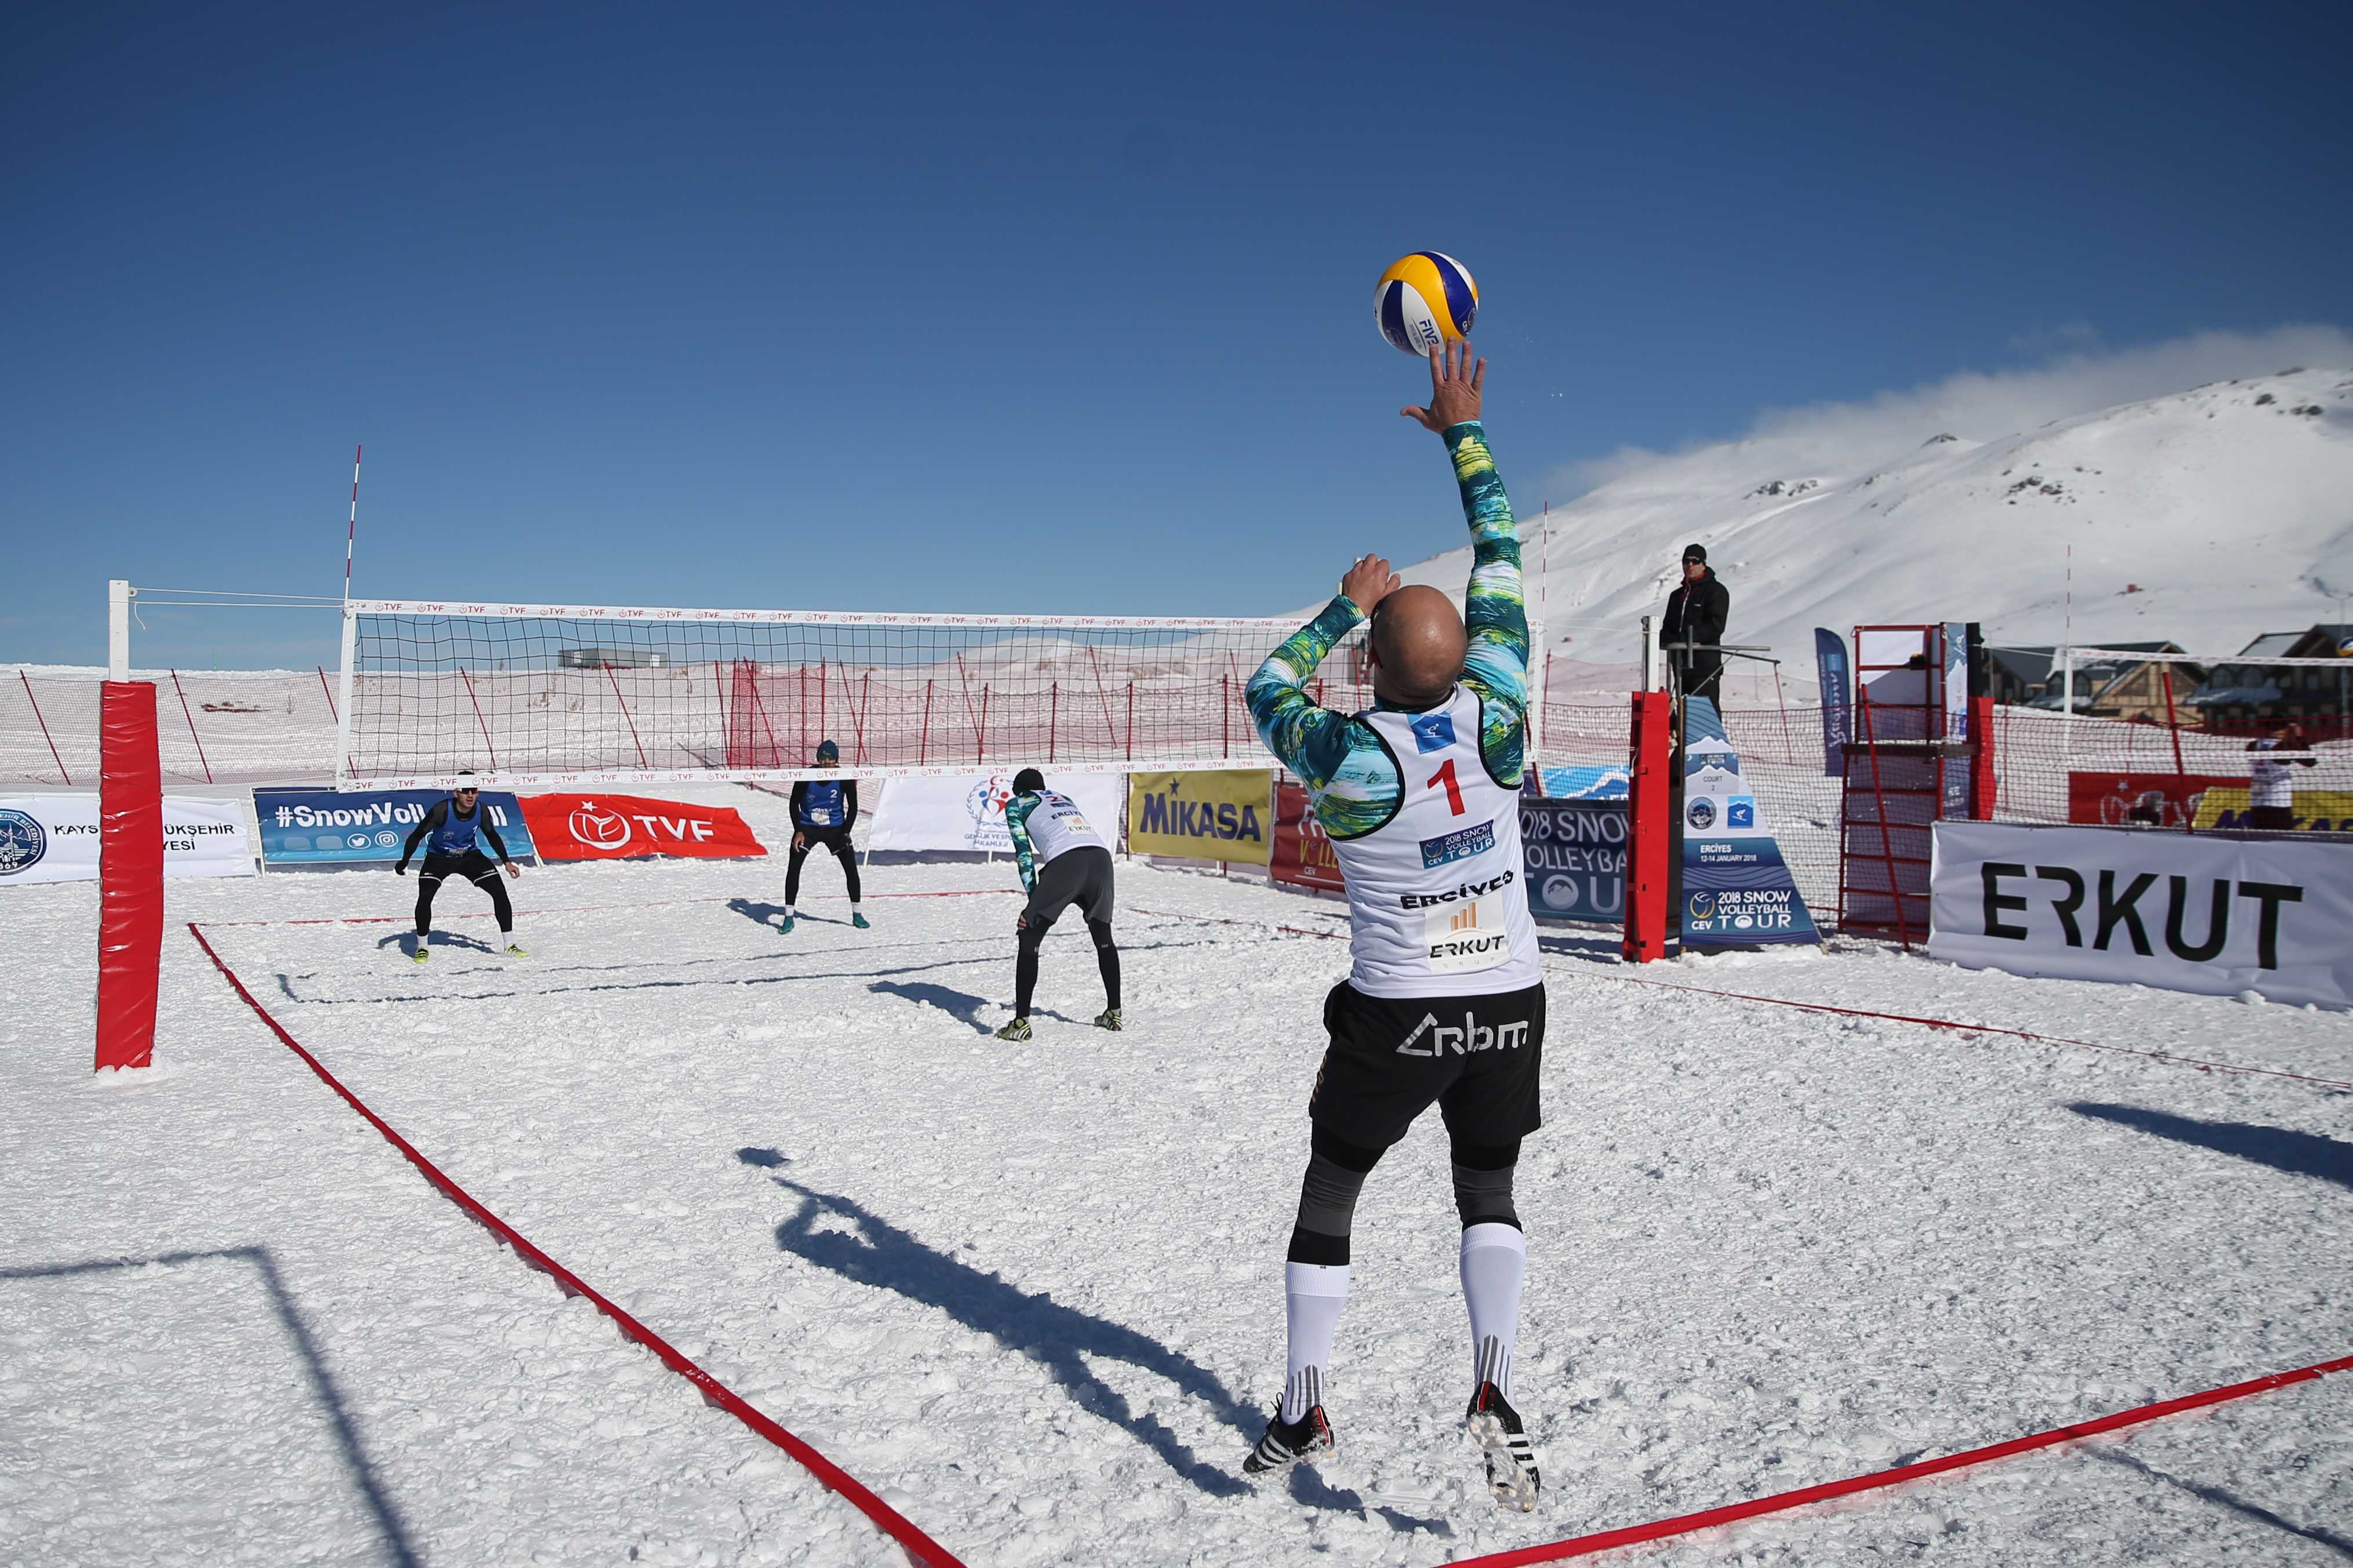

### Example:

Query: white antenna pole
xmin=2061 ymin=544 xmax=2074 ymax=755
xmin=108 ymin=580 xmax=130 ymax=682
xmin=344 ymin=443 xmax=362 ymax=605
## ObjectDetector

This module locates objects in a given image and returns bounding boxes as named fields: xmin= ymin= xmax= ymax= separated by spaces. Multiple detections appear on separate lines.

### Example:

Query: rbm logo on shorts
xmin=1408 ymin=712 xmax=1457 ymax=754
xmin=1396 ymin=1012 xmax=1531 ymax=1057
xmin=1419 ymin=817 xmax=1496 ymax=868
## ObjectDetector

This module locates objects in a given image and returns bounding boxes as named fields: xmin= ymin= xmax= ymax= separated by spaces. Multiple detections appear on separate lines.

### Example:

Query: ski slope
xmin=7 ymin=783 xmax=2351 ymax=1566
xmin=1382 ymin=365 xmax=2353 ymax=679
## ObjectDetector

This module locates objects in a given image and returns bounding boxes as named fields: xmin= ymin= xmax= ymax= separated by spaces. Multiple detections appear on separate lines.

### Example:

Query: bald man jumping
xmin=1239 ymin=340 xmax=1544 ymax=1509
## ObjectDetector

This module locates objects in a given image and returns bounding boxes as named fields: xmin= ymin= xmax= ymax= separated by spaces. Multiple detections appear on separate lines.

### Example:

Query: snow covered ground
xmin=7 ymin=782 xmax=2351 ymax=1566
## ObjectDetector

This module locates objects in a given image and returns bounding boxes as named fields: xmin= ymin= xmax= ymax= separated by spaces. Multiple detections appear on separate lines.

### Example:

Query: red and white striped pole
xmin=344 ymin=444 xmax=362 ymax=602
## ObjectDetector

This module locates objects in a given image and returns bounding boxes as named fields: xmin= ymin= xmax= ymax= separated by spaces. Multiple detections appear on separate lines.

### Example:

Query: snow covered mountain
xmin=1379 ymin=366 xmax=2353 ymax=687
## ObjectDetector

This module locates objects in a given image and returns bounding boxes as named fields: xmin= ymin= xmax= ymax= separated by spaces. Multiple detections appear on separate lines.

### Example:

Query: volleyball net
xmin=335 ymin=600 xmax=1549 ymax=790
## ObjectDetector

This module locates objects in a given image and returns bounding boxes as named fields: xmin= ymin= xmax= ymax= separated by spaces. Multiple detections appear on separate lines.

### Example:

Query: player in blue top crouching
xmin=781 ymin=740 xmax=866 ymax=933
xmin=396 ymin=773 xmax=524 ymax=961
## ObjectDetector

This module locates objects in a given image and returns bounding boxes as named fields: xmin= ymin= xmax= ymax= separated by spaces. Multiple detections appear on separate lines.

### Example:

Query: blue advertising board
xmin=253 ymin=787 xmax=536 ymax=866
xmin=1679 ymin=697 xmax=1818 ymax=947
xmin=1520 ymin=797 xmax=1625 ymax=926
xmin=1814 ymin=627 xmax=1851 ymax=776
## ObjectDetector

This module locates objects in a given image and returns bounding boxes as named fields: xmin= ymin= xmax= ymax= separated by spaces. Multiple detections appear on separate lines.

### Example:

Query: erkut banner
xmin=518 ymin=794 xmax=766 ymax=860
xmin=1127 ymin=770 xmax=1272 ymax=864
xmin=1929 ymin=820 xmax=2353 ymax=1008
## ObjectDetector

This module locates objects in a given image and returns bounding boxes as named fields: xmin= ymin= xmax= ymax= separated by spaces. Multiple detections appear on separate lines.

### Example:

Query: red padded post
xmin=97 ymin=681 xmax=162 ymax=1071
xmin=1969 ymin=694 xmax=1996 ymax=821
xmin=1621 ymin=690 xmax=1672 ymax=963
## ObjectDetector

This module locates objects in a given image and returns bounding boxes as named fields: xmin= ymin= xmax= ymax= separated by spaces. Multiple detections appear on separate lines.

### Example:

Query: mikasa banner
xmin=1929 ymin=821 xmax=2353 ymax=1009
xmin=1126 ymin=770 xmax=1272 ymax=865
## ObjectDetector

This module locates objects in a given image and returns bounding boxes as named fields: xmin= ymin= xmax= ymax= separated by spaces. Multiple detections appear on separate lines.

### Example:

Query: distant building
xmin=2007 ymin=642 xmax=2201 ymax=723
xmin=2185 ymin=624 xmax=2353 ymax=734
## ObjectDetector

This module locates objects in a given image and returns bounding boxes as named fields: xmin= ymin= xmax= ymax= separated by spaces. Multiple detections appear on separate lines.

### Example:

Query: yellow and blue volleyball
xmin=1375 ymin=250 xmax=1479 ymax=355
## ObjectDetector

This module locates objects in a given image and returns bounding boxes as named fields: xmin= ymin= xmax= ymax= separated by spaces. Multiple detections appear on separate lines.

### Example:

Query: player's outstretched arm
xmin=1407 ymin=340 xmax=1528 ymax=718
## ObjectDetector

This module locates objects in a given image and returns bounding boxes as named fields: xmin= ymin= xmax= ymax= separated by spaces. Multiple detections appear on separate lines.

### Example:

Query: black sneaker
xmin=1465 ymin=1382 xmax=1541 ymax=1511
xmin=1243 ymin=1403 xmax=1334 ymax=1478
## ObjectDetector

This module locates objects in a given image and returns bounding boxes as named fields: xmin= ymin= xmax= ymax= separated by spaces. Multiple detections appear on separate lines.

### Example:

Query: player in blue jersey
xmin=993 ymin=768 xmax=1121 ymax=1041
xmin=1239 ymin=341 xmax=1543 ymax=1509
xmin=396 ymin=773 xmax=524 ymax=961
xmin=781 ymin=740 xmax=866 ymax=933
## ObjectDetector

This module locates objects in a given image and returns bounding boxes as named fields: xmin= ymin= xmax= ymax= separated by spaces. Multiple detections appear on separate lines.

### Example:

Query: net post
xmin=1969 ymin=694 xmax=1997 ymax=821
xmin=333 ymin=606 xmax=358 ymax=788
xmin=109 ymin=579 xmax=131 ymax=682
xmin=97 ymin=678 xmax=161 ymax=1071
xmin=1622 ymin=688 xmax=1671 ymax=963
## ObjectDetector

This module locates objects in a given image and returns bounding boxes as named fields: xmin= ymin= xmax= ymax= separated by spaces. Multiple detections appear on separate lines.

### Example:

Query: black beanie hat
xmin=816 ymin=739 xmax=838 ymax=762
xmin=1012 ymin=767 xmax=1045 ymax=794
xmin=1683 ymin=543 xmax=1707 ymax=564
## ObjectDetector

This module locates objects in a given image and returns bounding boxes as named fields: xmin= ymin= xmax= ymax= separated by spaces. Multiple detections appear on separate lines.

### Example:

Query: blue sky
xmin=3 ymin=1 xmax=2347 ymax=667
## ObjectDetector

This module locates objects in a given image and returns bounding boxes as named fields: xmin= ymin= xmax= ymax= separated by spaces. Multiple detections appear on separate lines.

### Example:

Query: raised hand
xmin=1339 ymin=553 xmax=1403 ymax=615
xmin=1401 ymin=338 xmax=1484 ymax=434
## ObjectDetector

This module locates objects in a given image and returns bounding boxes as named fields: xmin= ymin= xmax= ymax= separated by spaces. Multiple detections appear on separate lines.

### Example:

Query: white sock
xmin=1460 ymin=1223 xmax=1526 ymax=1398
xmin=785 ymin=905 xmax=796 ymax=918
xmin=1281 ymin=1261 xmax=1349 ymax=1421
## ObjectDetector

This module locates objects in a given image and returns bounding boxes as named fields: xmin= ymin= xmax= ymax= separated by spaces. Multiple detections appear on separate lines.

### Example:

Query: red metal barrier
xmin=1970 ymin=694 xmax=1996 ymax=820
xmin=97 ymin=682 xmax=161 ymax=1071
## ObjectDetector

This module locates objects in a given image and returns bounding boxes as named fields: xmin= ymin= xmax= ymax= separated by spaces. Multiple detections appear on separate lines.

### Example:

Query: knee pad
xmin=1451 ymin=1160 xmax=1520 ymax=1230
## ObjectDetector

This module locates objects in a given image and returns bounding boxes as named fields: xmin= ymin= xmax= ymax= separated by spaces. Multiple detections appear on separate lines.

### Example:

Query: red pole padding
xmin=1621 ymin=690 xmax=1671 ymax=963
xmin=1970 ymin=694 xmax=1997 ymax=821
xmin=97 ymin=681 xmax=162 ymax=1072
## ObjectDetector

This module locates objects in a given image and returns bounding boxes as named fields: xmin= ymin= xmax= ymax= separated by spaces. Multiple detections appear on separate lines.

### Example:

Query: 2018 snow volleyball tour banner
xmin=1520 ymin=796 xmax=1626 ymax=926
xmin=0 ymin=795 xmax=252 ymax=884
xmin=866 ymin=772 xmax=1127 ymax=856
xmin=254 ymin=787 xmax=536 ymax=867
xmin=1929 ymin=820 xmax=2353 ymax=1009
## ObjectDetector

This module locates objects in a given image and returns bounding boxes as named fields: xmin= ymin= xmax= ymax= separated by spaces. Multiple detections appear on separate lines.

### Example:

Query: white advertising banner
xmin=867 ymin=772 xmax=1127 ymax=855
xmin=1929 ymin=820 xmax=2353 ymax=1009
xmin=0 ymin=795 xmax=256 ymax=886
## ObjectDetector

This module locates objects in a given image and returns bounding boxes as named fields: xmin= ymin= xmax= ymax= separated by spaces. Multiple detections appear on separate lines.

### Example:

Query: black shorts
xmin=419 ymin=849 xmax=502 ymax=886
xmin=1309 ymin=979 xmax=1545 ymax=1151
xmin=795 ymin=825 xmax=853 ymax=852
xmin=1025 ymin=845 xmax=1115 ymax=929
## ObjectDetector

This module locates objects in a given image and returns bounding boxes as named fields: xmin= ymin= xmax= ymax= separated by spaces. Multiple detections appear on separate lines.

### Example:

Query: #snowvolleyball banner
xmin=517 ymin=794 xmax=765 ymax=861
xmin=867 ymin=772 xmax=1127 ymax=855
xmin=0 ymin=795 xmax=253 ymax=885
xmin=1929 ymin=820 xmax=2353 ymax=1008
xmin=255 ymin=787 xmax=536 ymax=866
xmin=1126 ymin=770 xmax=1272 ymax=864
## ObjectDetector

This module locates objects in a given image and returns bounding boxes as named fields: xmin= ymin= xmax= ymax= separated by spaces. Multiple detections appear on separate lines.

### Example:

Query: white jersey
xmin=1327 ymin=685 xmax=1542 ymax=1000
xmin=1016 ymin=790 xmax=1106 ymax=867
xmin=2250 ymin=740 xmax=2293 ymax=809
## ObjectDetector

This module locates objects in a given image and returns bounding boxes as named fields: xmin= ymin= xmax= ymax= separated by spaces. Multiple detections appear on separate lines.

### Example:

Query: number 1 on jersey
xmin=1427 ymin=758 xmax=1465 ymax=816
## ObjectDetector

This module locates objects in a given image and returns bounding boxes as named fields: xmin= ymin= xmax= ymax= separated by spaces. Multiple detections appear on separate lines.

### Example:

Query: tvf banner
xmin=517 ymin=794 xmax=765 ymax=860
xmin=1127 ymin=770 xmax=1272 ymax=864
xmin=1272 ymin=783 xmax=1344 ymax=893
xmin=255 ymin=788 xmax=536 ymax=865
xmin=0 ymin=795 xmax=253 ymax=885
xmin=1930 ymin=820 xmax=2353 ymax=1008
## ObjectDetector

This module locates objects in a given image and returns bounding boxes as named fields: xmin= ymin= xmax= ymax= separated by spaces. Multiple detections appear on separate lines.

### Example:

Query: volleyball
xmin=1375 ymin=250 xmax=1479 ymax=356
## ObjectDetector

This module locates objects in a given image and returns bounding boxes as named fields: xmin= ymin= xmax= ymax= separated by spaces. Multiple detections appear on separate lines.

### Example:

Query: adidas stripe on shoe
xmin=1243 ymin=1402 xmax=1334 ymax=1478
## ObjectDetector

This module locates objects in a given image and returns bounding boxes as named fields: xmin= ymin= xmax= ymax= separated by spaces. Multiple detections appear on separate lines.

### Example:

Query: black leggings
xmin=416 ymin=851 xmax=512 ymax=933
xmin=787 ymin=828 xmax=860 ymax=904
xmin=1015 ymin=914 xmax=1120 ymax=1018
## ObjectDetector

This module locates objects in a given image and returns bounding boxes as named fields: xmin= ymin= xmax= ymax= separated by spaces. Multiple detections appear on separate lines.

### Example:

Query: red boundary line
xmin=198 ymin=887 xmax=1018 ymax=929
xmin=1433 ymin=1352 xmax=2353 ymax=1567
xmin=186 ymin=922 xmax=971 ymax=1568
xmin=1131 ymin=908 xmax=2353 ymax=1092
